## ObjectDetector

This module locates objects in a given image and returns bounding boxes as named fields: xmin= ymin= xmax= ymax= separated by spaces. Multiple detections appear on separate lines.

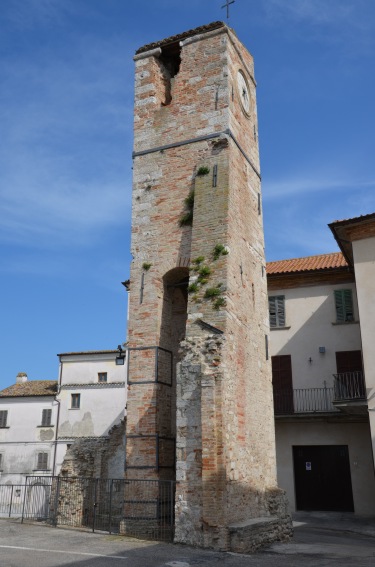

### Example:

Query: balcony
xmin=332 ymin=371 xmax=367 ymax=415
xmin=273 ymin=386 xmax=338 ymax=416
xmin=273 ymin=372 xmax=368 ymax=417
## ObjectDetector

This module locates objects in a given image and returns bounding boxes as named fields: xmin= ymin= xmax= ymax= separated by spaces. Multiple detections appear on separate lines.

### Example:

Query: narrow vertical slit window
xmin=212 ymin=164 xmax=218 ymax=187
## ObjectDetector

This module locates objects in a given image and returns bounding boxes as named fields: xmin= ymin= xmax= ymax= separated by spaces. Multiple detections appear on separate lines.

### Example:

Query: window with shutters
xmin=71 ymin=393 xmax=80 ymax=409
xmin=98 ymin=372 xmax=107 ymax=383
xmin=269 ymin=295 xmax=286 ymax=328
xmin=334 ymin=289 xmax=354 ymax=323
xmin=0 ymin=411 xmax=8 ymax=428
xmin=36 ymin=452 xmax=48 ymax=470
xmin=41 ymin=409 xmax=52 ymax=426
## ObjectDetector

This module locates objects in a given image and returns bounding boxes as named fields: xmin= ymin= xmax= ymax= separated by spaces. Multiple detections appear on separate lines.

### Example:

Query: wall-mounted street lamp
xmin=116 ymin=344 xmax=126 ymax=366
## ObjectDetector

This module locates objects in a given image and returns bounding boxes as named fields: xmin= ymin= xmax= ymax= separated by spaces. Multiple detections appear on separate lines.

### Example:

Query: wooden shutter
xmin=269 ymin=296 xmax=277 ymax=327
xmin=71 ymin=394 xmax=80 ymax=409
xmin=269 ymin=296 xmax=285 ymax=327
xmin=334 ymin=290 xmax=353 ymax=322
xmin=277 ymin=297 xmax=285 ymax=327
xmin=42 ymin=409 xmax=52 ymax=426
xmin=0 ymin=411 xmax=8 ymax=428
xmin=37 ymin=453 xmax=48 ymax=470
xmin=272 ymin=355 xmax=293 ymax=413
xmin=272 ymin=355 xmax=293 ymax=388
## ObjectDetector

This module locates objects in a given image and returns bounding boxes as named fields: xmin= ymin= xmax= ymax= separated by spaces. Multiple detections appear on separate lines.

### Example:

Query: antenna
xmin=221 ymin=0 xmax=235 ymax=22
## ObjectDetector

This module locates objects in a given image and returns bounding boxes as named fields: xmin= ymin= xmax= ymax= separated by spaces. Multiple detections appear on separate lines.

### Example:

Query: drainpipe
xmin=52 ymin=358 xmax=63 ymax=476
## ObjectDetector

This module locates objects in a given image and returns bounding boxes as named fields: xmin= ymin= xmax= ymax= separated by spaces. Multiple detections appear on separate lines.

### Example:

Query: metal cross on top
xmin=221 ymin=0 xmax=235 ymax=21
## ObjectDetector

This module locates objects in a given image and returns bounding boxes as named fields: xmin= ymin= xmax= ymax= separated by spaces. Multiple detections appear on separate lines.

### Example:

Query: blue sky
xmin=1 ymin=0 xmax=375 ymax=388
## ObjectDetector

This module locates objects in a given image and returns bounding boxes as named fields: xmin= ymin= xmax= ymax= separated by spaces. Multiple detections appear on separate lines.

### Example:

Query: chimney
xmin=16 ymin=372 xmax=28 ymax=384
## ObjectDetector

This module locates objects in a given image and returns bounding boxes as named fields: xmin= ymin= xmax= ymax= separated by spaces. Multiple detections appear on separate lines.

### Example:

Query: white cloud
xmin=260 ymin=0 xmax=375 ymax=51
xmin=2 ymin=0 xmax=79 ymax=30
xmin=263 ymin=177 xmax=375 ymax=200
xmin=263 ymin=0 xmax=355 ymax=26
xmin=0 ymin=31 xmax=134 ymax=249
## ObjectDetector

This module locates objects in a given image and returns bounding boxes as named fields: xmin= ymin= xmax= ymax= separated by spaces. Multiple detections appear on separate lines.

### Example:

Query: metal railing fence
xmin=333 ymin=371 xmax=366 ymax=401
xmin=5 ymin=476 xmax=177 ymax=542
xmin=273 ymin=386 xmax=338 ymax=415
xmin=0 ymin=484 xmax=27 ymax=517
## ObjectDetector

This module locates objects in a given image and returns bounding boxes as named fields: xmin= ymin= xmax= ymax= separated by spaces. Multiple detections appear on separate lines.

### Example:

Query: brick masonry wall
xmin=126 ymin=23 xmax=291 ymax=549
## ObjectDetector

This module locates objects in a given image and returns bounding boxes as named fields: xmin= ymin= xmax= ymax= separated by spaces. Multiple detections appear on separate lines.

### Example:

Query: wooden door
xmin=336 ymin=350 xmax=363 ymax=373
xmin=272 ymin=355 xmax=293 ymax=414
xmin=293 ymin=445 xmax=354 ymax=512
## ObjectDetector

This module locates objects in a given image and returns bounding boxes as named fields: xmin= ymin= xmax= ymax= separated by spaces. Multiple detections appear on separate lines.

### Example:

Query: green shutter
xmin=343 ymin=289 xmax=353 ymax=321
xmin=335 ymin=289 xmax=353 ymax=323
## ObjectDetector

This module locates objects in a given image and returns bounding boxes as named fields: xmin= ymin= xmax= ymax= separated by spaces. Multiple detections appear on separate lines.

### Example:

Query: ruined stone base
xmin=174 ymin=486 xmax=293 ymax=552
xmin=229 ymin=516 xmax=293 ymax=553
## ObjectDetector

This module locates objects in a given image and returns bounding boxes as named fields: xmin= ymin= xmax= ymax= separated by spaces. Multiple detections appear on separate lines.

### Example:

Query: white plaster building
xmin=0 ymin=350 xmax=127 ymax=485
xmin=55 ymin=349 xmax=127 ymax=476
xmin=268 ymin=213 xmax=375 ymax=516
xmin=0 ymin=373 xmax=58 ymax=485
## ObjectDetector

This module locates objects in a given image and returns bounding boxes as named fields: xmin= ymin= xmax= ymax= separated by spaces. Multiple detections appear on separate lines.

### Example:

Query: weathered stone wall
xmin=59 ymin=419 xmax=126 ymax=479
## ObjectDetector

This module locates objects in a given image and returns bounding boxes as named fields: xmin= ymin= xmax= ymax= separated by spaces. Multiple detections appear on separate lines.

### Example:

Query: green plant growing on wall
xmin=191 ymin=256 xmax=205 ymax=271
xmin=196 ymin=265 xmax=211 ymax=285
xmin=213 ymin=243 xmax=229 ymax=261
xmin=196 ymin=166 xmax=210 ymax=176
xmin=213 ymin=296 xmax=226 ymax=310
xmin=142 ymin=262 xmax=152 ymax=271
xmin=188 ymin=256 xmax=226 ymax=311
xmin=204 ymin=286 xmax=221 ymax=299
xmin=188 ymin=282 xmax=199 ymax=294
xmin=198 ymin=266 xmax=211 ymax=277
xmin=179 ymin=190 xmax=195 ymax=227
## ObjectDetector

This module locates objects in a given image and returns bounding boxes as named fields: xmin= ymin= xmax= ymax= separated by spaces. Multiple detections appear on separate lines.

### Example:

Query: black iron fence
xmin=0 ymin=484 xmax=27 ymax=517
xmin=273 ymin=386 xmax=338 ymax=415
xmin=333 ymin=371 xmax=366 ymax=401
xmin=0 ymin=477 xmax=175 ymax=541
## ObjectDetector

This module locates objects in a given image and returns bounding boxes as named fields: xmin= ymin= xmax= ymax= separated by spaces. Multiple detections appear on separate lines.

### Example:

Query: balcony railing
xmin=273 ymin=386 xmax=338 ymax=415
xmin=333 ymin=371 xmax=366 ymax=402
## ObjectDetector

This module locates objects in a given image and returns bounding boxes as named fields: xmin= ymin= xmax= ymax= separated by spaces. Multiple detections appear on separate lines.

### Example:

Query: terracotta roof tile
xmin=136 ymin=21 xmax=226 ymax=54
xmin=267 ymin=252 xmax=348 ymax=275
xmin=57 ymin=350 xmax=118 ymax=357
xmin=330 ymin=212 xmax=375 ymax=226
xmin=0 ymin=380 xmax=58 ymax=398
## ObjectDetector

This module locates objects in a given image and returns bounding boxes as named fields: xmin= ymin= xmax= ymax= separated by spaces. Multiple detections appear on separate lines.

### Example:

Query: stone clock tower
xmin=126 ymin=22 xmax=292 ymax=551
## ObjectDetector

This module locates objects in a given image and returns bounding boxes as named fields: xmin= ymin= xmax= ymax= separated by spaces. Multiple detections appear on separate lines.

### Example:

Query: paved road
xmin=0 ymin=515 xmax=374 ymax=567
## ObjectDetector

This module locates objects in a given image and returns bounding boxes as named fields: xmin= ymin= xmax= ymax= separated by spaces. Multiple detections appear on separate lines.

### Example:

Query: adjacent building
xmin=0 ymin=350 xmax=127 ymax=485
xmin=0 ymin=373 xmax=58 ymax=485
xmin=268 ymin=213 xmax=375 ymax=516
xmin=56 ymin=349 xmax=127 ymax=479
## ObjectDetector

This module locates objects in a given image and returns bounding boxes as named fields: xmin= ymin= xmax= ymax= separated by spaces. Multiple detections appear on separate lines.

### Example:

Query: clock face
xmin=237 ymin=70 xmax=250 ymax=115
